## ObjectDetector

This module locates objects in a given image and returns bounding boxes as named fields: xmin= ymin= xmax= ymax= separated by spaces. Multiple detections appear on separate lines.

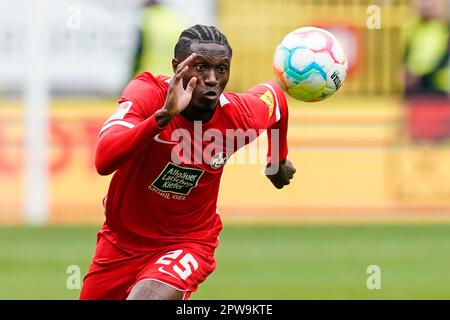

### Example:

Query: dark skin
xmin=127 ymin=279 xmax=182 ymax=300
xmin=128 ymin=42 xmax=296 ymax=300
xmin=155 ymin=42 xmax=231 ymax=124
xmin=266 ymin=159 xmax=296 ymax=189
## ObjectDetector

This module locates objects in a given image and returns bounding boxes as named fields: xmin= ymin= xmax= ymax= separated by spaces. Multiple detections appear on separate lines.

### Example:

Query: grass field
xmin=1 ymin=224 xmax=450 ymax=299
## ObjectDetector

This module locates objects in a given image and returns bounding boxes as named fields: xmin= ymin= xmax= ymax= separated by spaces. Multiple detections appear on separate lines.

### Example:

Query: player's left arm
xmin=245 ymin=80 xmax=296 ymax=189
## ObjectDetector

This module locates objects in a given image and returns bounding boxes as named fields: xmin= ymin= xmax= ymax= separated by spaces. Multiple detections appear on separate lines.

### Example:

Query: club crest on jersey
xmin=210 ymin=152 xmax=228 ymax=169
xmin=259 ymin=90 xmax=274 ymax=118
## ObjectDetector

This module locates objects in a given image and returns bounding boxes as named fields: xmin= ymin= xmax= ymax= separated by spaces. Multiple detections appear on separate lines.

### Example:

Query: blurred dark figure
xmin=403 ymin=0 xmax=450 ymax=97
xmin=403 ymin=0 xmax=450 ymax=142
xmin=133 ymin=0 xmax=187 ymax=77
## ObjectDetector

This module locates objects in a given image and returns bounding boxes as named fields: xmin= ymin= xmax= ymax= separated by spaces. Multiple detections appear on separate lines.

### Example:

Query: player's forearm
xmin=95 ymin=114 xmax=166 ymax=175
xmin=155 ymin=107 xmax=176 ymax=128
xmin=267 ymin=100 xmax=289 ymax=164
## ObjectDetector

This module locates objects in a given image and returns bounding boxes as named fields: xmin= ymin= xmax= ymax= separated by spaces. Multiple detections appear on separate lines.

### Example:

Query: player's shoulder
xmin=219 ymin=80 xmax=287 ymax=128
xmin=128 ymin=72 xmax=170 ymax=93
xmin=223 ymin=80 xmax=286 ymax=112
xmin=226 ymin=80 xmax=285 ymax=102
xmin=136 ymin=71 xmax=171 ymax=84
xmin=245 ymin=80 xmax=286 ymax=100
xmin=120 ymin=72 xmax=171 ymax=113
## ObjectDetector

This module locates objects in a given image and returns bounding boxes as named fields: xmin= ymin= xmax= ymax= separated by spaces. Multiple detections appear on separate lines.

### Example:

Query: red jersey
xmin=95 ymin=72 xmax=289 ymax=252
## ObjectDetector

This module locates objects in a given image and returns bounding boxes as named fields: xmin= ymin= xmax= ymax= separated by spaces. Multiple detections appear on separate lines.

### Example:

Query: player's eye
xmin=196 ymin=64 xmax=206 ymax=72
xmin=218 ymin=66 xmax=227 ymax=74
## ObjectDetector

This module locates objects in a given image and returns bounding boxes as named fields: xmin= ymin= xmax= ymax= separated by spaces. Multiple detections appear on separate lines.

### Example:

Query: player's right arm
xmin=95 ymin=54 xmax=197 ymax=176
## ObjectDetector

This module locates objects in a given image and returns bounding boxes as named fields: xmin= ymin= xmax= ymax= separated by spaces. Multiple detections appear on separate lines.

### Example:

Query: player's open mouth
xmin=202 ymin=91 xmax=218 ymax=100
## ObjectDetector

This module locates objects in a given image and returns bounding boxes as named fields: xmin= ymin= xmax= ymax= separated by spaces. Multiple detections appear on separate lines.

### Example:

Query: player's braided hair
xmin=174 ymin=24 xmax=232 ymax=59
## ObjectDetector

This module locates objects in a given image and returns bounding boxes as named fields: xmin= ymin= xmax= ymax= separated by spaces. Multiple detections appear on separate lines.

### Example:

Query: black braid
xmin=174 ymin=24 xmax=232 ymax=59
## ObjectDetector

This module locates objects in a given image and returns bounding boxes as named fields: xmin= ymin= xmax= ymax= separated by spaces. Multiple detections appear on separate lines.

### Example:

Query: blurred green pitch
xmin=1 ymin=225 xmax=450 ymax=299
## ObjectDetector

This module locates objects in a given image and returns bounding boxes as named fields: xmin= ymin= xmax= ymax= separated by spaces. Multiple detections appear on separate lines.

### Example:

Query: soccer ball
xmin=273 ymin=27 xmax=348 ymax=102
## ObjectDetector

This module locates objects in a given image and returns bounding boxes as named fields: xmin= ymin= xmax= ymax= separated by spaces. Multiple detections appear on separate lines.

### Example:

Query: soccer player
xmin=80 ymin=24 xmax=296 ymax=300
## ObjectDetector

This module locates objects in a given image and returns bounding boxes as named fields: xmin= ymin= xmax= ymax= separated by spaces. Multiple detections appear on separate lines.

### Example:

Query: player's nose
xmin=204 ymin=70 xmax=218 ymax=87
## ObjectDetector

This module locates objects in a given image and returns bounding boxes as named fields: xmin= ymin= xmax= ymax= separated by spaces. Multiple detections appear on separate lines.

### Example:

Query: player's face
xmin=175 ymin=42 xmax=231 ymax=112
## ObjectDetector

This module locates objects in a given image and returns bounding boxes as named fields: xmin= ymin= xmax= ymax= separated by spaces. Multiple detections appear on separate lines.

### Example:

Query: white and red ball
xmin=273 ymin=27 xmax=348 ymax=102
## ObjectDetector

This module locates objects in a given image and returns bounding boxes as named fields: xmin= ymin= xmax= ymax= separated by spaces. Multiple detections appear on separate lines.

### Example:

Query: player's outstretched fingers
xmin=174 ymin=66 xmax=189 ymax=82
xmin=176 ymin=53 xmax=197 ymax=74
xmin=185 ymin=77 xmax=197 ymax=95
xmin=170 ymin=53 xmax=196 ymax=87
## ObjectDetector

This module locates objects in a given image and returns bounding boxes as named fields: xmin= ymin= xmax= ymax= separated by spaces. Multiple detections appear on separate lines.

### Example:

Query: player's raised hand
xmin=156 ymin=53 xmax=197 ymax=126
xmin=168 ymin=53 xmax=198 ymax=111
xmin=265 ymin=159 xmax=296 ymax=189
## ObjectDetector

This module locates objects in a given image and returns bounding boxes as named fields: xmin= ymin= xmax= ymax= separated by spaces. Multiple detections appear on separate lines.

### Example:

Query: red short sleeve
xmin=243 ymin=80 xmax=288 ymax=130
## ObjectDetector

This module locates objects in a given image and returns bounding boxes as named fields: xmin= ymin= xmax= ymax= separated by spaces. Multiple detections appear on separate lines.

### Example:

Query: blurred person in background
xmin=403 ymin=0 xmax=450 ymax=97
xmin=133 ymin=0 xmax=188 ymax=77
xmin=402 ymin=0 xmax=450 ymax=142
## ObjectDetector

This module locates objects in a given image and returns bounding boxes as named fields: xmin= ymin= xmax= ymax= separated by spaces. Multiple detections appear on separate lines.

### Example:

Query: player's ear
xmin=172 ymin=58 xmax=179 ymax=74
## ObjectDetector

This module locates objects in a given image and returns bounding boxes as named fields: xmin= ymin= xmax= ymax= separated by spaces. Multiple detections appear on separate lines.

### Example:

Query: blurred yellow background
xmin=0 ymin=0 xmax=449 ymax=225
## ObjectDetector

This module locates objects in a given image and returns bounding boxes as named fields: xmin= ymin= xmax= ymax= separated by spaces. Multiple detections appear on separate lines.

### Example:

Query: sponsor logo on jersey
xmin=259 ymin=90 xmax=275 ymax=118
xmin=210 ymin=152 xmax=227 ymax=169
xmin=150 ymin=162 xmax=204 ymax=196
